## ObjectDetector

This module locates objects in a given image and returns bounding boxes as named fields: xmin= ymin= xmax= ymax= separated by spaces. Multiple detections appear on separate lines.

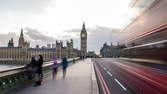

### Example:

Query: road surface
xmin=93 ymin=58 xmax=167 ymax=94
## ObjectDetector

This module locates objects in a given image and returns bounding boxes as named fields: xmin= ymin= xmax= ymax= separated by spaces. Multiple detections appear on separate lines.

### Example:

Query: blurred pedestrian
xmin=52 ymin=57 xmax=58 ymax=80
xmin=26 ymin=56 xmax=37 ymax=80
xmin=61 ymin=57 xmax=68 ymax=79
xmin=30 ymin=56 xmax=37 ymax=73
xmin=34 ymin=55 xmax=43 ymax=86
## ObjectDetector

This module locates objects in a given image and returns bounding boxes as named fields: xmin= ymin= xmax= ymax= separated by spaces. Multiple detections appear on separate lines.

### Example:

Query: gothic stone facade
xmin=80 ymin=22 xmax=87 ymax=58
xmin=100 ymin=42 xmax=120 ymax=58
xmin=0 ymin=28 xmax=80 ymax=64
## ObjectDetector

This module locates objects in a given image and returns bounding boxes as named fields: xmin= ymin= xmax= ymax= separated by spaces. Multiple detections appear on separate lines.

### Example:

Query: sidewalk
xmin=10 ymin=59 xmax=99 ymax=94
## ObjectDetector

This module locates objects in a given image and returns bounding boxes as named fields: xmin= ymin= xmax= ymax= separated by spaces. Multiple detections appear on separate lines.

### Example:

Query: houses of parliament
xmin=0 ymin=23 xmax=87 ymax=64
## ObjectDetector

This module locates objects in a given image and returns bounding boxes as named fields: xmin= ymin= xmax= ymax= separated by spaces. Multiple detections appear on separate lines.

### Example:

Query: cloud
xmin=86 ymin=26 xmax=124 ymax=51
xmin=0 ymin=27 xmax=58 ymax=47
xmin=63 ymin=26 xmax=125 ymax=51
xmin=24 ymin=27 xmax=60 ymax=47
xmin=0 ymin=0 xmax=53 ymax=13
xmin=137 ymin=0 xmax=155 ymax=9
xmin=0 ymin=26 xmax=125 ymax=52
xmin=0 ymin=32 xmax=19 ymax=47
xmin=25 ymin=27 xmax=56 ymax=42
xmin=64 ymin=29 xmax=81 ymax=33
xmin=24 ymin=27 xmax=81 ymax=47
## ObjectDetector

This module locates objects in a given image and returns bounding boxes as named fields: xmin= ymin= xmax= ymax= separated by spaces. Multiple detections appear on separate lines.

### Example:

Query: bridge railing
xmin=0 ymin=57 xmax=80 ymax=94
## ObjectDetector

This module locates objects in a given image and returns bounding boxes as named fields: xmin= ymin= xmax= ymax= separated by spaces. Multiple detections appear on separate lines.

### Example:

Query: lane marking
xmin=107 ymin=71 xmax=113 ymax=77
xmin=98 ymin=63 xmax=107 ymax=71
xmin=114 ymin=79 xmax=127 ymax=91
xmin=94 ymin=62 xmax=111 ymax=94
xmin=114 ymin=61 xmax=167 ymax=89
xmin=103 ymin=67 xmax=107 ymax=70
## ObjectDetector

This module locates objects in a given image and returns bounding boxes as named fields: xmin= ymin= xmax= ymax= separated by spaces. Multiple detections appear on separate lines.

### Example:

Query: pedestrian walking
xmin=26 ymin=56 xmax=37 ymax=80
xmin=52 ymin=57 xmax=58 ymax=80
xmin=34 ymin=55 xmax=43 ymax=86
xmin=61 ymin=57 xmax=68 ymax=79
xmin=30 ymin=56 xmax=37 ymax=73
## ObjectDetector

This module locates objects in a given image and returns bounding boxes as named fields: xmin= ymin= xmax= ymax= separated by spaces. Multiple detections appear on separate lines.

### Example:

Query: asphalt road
xmin=93 ymin=58 xmax=167 ymax=94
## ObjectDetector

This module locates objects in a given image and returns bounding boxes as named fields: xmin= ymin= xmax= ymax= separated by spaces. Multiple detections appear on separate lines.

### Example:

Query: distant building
xmin=8 ymin=38 xmax=14 ymax=47
xmin=67 ymin=39 xmax=74 ymax=58
xmin=87 ymin=51 xmax=97 ymax=58
xmin=18 ymin=28 xmax=30 ymax=48
xmin=0 ymin=22 xmax=88 ymax=64
xmin=52 ymin=44 xmax=56 ymax=48
xmin=36 ymin=45 xmax=39 ymax=49
xmin=47 ymin=44 xmax=51 ymax=48
xmin=100 ymin=42 xmax=119 ymax=58
xmin=80 ymin=22 xmax=87 ymax=58
xmin=41 ymin=46 xmax=47 ymax=49
xmin=0 ymin=28 xmax=81 ymax=64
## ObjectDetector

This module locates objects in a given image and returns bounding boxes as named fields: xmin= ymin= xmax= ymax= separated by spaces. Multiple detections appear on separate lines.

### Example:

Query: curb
xmin=92 ymin=59 xmax=111 ymax=94
xmin=91 ymin=59 xmax=99 ymax=94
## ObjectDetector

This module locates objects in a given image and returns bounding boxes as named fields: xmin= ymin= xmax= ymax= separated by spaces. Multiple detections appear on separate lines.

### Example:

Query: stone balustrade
xmin=0 ymin=57 xmax=80 ymax=94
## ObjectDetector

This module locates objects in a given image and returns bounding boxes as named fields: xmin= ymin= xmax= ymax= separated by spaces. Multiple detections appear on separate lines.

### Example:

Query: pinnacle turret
xmin=81 ymin=22 xmax=86 ymax=32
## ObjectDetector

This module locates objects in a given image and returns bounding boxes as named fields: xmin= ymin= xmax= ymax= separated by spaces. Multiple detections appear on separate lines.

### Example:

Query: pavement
xmin=9 ymin=59 xmax=99 ymax=94
xmin=93 ymin=58 xmax=167 ymax=94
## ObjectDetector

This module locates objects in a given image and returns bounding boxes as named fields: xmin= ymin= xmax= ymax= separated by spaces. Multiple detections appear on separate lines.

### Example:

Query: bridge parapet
xmin=0 ymin=57 xmax=80 ymax=94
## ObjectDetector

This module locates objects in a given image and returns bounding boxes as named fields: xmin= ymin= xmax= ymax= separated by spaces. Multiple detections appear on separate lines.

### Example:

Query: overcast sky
xmin=0 ymin=0 xmax=155 ymax=52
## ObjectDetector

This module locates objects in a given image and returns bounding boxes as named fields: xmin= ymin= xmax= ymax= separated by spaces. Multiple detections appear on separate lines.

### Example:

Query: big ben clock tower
xmin=80 ymin=22 xmax=87 ymax=58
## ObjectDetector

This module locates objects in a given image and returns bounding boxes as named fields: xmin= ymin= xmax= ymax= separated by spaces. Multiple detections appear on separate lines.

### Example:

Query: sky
xmin=0 ymin=0 xmax=155 ymax=52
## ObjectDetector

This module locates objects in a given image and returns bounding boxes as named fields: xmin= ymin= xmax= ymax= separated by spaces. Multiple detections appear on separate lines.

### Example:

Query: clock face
xmin=81 ymin=33 xmax=85 ymax=37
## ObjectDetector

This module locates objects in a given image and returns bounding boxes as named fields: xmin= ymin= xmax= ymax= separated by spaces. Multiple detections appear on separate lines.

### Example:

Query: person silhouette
xmin=61 ymin=57 xmax=68 ymax=79
xmin=51 ymin=57 xmax=58 ymax=80
xmin=34 ymin=55 xmax=43 ymax=86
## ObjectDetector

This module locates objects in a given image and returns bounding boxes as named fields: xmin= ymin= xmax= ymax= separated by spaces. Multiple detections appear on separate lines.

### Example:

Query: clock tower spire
xmin=80 ymin=22 xmax=87 ymax=58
